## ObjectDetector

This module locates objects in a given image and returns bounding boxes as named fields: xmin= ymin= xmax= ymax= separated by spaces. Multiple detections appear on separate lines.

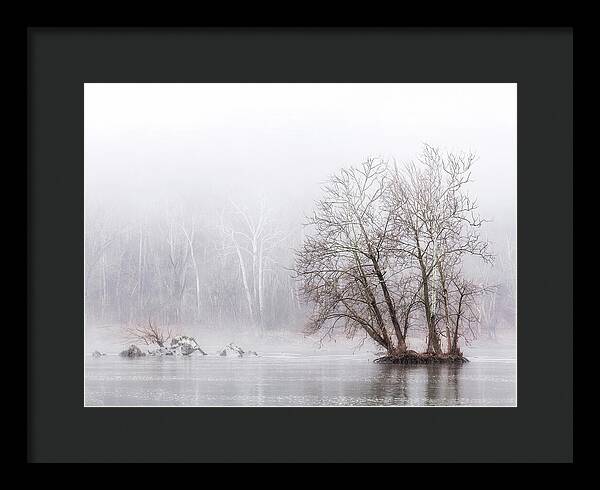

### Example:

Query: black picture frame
xmin=27 ymin=27 xmax=573 ymax=463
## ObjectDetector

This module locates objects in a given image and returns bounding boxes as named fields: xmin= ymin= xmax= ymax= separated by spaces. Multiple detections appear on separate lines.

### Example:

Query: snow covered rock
xmin=218 ymin=343 xmax=256 ymax=358
xmin=170 ymin=335 xmax=207 ymax=356
xmin=119 ymin=344 xmax=146 ymax=358
xmin=147 ymin=336 xmax=207 ymax=356
xmin=91 ymin=350 xmax=105 ymax=358
xmin=147 ymin=346 xmax=173 ymax=356
xmin=187 ymin=348 xmax=207 ymax=357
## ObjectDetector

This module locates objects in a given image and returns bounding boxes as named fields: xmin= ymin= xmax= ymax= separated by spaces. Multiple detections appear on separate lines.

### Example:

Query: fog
xmin=85 ymin=84 xmax=516 ymax=218
xmin=84 ymin=83 xmax=516 ymax=354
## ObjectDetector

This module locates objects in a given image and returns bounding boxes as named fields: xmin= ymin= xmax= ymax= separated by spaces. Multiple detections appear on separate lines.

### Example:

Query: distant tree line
xmin=85 ymin=198 xmax=304 ymax=331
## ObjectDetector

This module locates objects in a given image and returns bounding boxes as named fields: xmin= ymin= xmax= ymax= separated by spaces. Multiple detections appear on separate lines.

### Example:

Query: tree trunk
xmin=234 ymin=241 xmax=254 ymax=322
xmin=353 ymin=252 xmax=393 ymax=353
xmin=138 ymin=223 xmax=144 ymax=318
xmin=421 ymin=272 xmax=441 ymax=353
xmin=421 ymin=269 xmax=442 ymax=354
xmin=450 ymin=292 xmax=465 ymax=355
xmin=370 ymin=256 xmax=406 ymax=353
xmin=437 ymin=264 xmax=452 ymax=354
xmin=101 ymin=252 xmax=107 ymax=322
xmin=181 ymin=225 xmax=201 ymax=322
xmin=257 ymin=240 xmax=265 ymax=330
xmin=415 ymin=235 xmax=442 ymax=354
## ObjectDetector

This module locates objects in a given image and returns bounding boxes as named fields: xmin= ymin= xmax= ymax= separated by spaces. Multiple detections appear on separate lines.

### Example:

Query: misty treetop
xmin=294 ymin=145 xmax=495 ymax=359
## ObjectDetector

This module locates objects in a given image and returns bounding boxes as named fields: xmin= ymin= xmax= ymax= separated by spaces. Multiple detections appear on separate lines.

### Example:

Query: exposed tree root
xmin=373 ymin=350 xmax=469 ymax=364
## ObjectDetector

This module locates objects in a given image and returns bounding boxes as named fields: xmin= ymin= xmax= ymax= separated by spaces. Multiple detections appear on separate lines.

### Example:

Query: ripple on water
xmin=84 ymin=356 xmax=516 ymax=406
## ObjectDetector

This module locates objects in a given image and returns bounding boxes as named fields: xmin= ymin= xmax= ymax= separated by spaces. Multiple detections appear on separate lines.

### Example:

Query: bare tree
xmin=295 ymin=158 xmax=410 ymax=354
xmin=164 ymin=218 xmax=189 ymax=324
xmin=476 ymin=231 xmax=515 ymax=339
xmin=125 ymin=318 xmax=172 ymax=347
xmin=386 ymin=144 xmax=492 ymax=354
xmin=181 ymin=219 xmax=201 ymax=322
xmin=221 ymin=200 xmax=286 ymax=330
xmin=444 ymin=277 xmax=493 ymax=355
xmin=296 ymin=146 xmax=494 ymax=357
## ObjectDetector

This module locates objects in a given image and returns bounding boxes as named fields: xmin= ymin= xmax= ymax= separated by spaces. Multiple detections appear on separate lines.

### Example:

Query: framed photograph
xmin=28 ymin=27 xmax=573 ymax=462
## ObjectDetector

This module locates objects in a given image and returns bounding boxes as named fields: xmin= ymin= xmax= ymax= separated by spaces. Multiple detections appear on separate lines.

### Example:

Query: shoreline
xmin=373 ymin=352 xmax=469 ymax=364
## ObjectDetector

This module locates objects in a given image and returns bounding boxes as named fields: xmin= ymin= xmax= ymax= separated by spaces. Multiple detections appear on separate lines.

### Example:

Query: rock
xmin=171 ymin=335 xmax=207 ymax=356
xmin=147 ymin=346 xmax=170 ymax=356
xmin=91 ymin=350 xmax=105 ymax=358
xmin=119 ymin=344 xmax=146 ymax=358
xmin=218 ymin=343 xmax=255 ymax=358
xmin=147 ymin=336 xmax=207 ymax=357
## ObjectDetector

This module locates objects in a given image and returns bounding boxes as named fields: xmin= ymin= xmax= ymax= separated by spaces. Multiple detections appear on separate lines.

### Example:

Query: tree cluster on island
xmin=294 ymin=145 xmax=494 ymax=363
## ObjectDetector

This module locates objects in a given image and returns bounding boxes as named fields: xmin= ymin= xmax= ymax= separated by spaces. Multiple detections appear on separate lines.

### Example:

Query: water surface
xmin=85 ymin=353 xmax=516 ymax=407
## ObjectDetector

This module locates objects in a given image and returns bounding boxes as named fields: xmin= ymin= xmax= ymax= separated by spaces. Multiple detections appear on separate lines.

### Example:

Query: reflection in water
xmin=369 ymin=364 xmax=464 ymax=406
xmin=85 ymin=355 xmax=515 ymax=407
xmin=370 ymin=365 xmax=409 ymax=405
xmin=425 ymin=365 xmax=441 ymax=405
xmin=447 ymin=365 xmax=461 ymax=404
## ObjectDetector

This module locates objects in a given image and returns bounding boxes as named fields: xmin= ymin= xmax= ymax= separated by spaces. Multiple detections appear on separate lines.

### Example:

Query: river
xmin=84 ymin=352 xmax=516 ymax=407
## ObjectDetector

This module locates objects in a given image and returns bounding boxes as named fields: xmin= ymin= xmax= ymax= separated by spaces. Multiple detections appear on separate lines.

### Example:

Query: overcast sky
xmin=85 ymin=83 xmax=516 ymax=236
